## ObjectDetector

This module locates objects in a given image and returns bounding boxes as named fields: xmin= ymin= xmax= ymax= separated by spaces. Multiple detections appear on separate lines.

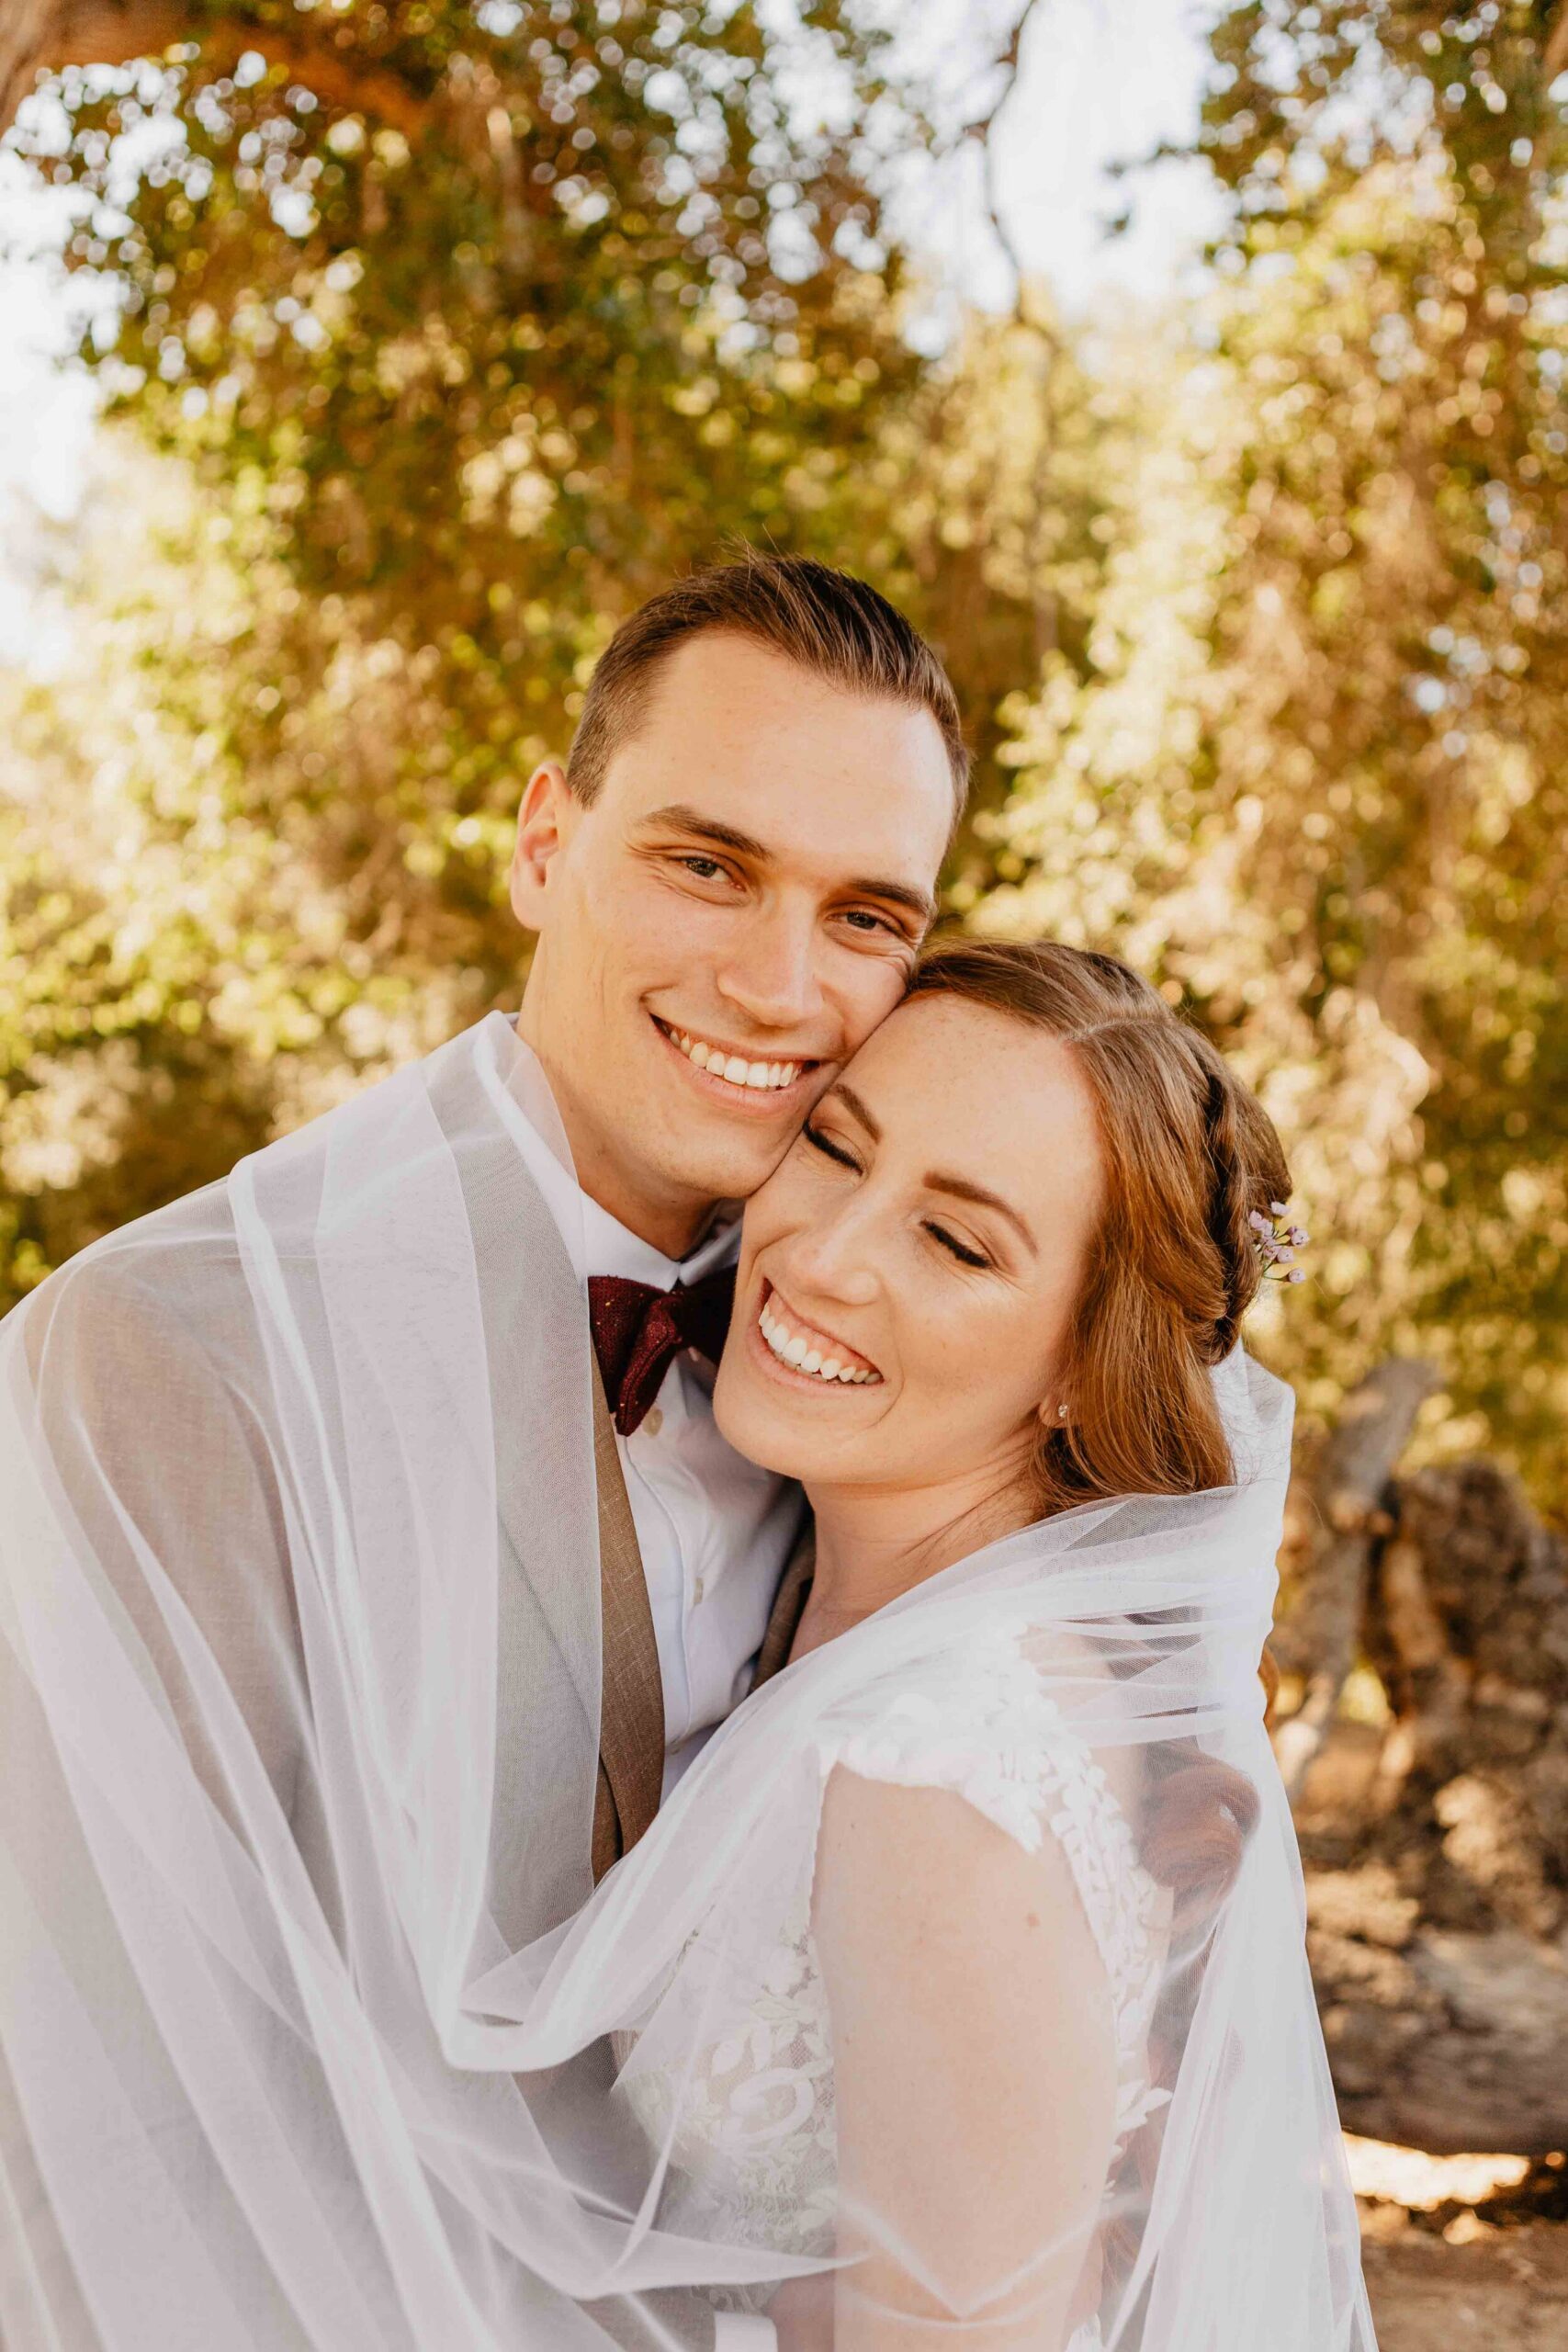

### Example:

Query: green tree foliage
xmin=980 ymin=1 xmax=1568 ymax=1499
xmin=0 ymin=444 xmax=455 ymax=1296
xmin=1 ymin=2 xmax=1049 ymax=1293
xmin=5 ymin=2 xmax=1565 ymax=1514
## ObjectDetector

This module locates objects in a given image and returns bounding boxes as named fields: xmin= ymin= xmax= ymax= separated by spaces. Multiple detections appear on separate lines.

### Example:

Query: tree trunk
xmin=1547 ymin=1 xmax=1568 ymax=88
xmin=3 ymin=1 xmax=183 ymax=132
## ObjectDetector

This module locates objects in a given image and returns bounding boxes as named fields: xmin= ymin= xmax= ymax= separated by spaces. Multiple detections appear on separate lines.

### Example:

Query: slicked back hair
xmin=565 ymin=554 xmax=970 ymax=826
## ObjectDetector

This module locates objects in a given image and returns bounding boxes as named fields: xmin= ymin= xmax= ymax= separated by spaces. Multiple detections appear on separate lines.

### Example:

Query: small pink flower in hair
xmin=1251 ymin=1201 xmax=1310 ymax=1284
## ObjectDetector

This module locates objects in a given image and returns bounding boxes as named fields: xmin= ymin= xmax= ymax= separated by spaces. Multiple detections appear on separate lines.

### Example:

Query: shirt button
xmin=692 ymin=1576 xmax=705 ymax=1604
xmin=641 ymin=1406 xmax=663 ymax=1438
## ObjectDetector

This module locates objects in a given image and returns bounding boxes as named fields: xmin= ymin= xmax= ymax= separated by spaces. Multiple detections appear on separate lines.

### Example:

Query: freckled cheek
xmin=926 ymin=1296 xmax=1050 ymax=1427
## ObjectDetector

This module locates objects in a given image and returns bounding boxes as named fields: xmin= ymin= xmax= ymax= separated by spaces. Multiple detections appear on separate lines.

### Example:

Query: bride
xmin=569 ymin=939 xmax=1373 ymax=2351
xmin=0 ymin=940 xmax=1373 ymax=2352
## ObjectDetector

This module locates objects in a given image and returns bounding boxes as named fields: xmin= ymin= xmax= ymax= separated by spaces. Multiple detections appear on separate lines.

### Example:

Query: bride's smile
xmin=753 ymin=1281 xmax=884 ymax=1385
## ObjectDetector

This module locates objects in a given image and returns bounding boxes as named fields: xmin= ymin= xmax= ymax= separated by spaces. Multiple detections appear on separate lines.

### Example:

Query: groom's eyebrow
xmin=644 ymin=805 xmax=770 ymax=859
xmin=641 ymin=804 xmax=937 ymax=928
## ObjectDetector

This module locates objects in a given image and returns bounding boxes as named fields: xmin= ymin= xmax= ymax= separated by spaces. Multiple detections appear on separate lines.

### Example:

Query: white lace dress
xmin=615 ymin=1623 xmax=1169 ymax=2346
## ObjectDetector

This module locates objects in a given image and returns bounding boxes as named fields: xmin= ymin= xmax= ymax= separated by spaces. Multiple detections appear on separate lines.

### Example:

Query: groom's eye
xmin=803 ymin=1123 xmax=860 ymax=1171
xmin=676 ymin=854 xmax=730 ymax=881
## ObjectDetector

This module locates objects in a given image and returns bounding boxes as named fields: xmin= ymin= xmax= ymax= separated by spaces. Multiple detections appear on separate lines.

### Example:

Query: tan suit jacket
xmin=434 ymin=1047 xmax=822 ymax=2349
xmin=570 ymin=1396 xmax=811 ymax=2352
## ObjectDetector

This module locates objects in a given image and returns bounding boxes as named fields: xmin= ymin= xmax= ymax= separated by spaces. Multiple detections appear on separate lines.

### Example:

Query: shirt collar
xmin=575 ymin=1187 xmax=740 ymax=1289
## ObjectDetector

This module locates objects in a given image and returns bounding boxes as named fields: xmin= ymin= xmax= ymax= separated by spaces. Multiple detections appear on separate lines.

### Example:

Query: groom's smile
xmin=649 ymin=1014 xmax=818 ymax=1105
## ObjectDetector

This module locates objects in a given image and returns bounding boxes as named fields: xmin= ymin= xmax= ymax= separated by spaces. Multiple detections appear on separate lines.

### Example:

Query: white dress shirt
xmin=498 ymin=1028 xmax=800 ymax=1795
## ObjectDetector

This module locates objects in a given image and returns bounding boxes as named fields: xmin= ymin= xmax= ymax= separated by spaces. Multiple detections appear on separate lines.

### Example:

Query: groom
xmin=396 ymin=556 xmax=965 ymax=2352
xmin=495 ymin=557 xmax=964 ymax=1887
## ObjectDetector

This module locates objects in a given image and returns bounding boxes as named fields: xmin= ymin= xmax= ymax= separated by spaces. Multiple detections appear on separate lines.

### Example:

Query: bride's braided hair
xmin=910 ymin=937 xmax=1291 ymax=2313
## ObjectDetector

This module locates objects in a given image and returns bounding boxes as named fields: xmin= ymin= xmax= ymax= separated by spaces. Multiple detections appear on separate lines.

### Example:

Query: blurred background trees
xmin=2 ymin=0 xmax=1564 ymax=1518
xmin=976 ymin=2 xmax=1568 ymax=1497
xmin=4 ymin=0 xmax=1568 ymax=2248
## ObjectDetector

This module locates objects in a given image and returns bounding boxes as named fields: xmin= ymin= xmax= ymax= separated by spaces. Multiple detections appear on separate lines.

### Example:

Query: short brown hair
xmin=567 ymin=553 xmax=970 ymax=822
xmin=908 ymin=938 xmax=1292 ymax=1514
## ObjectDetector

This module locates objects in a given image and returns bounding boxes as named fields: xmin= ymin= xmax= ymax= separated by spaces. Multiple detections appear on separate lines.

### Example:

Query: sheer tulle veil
xmin=0 ymin=1013 xmax=1375 ymax=2349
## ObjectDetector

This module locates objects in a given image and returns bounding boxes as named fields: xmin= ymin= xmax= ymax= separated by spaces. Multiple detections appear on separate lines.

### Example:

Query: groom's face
xmin=511 ymin=632 xmax=955 ymax=1252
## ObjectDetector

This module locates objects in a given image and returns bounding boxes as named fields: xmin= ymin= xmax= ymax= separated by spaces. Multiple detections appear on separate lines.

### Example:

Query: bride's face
xmin=714 ymin=994 xmax=1106 ymax=1499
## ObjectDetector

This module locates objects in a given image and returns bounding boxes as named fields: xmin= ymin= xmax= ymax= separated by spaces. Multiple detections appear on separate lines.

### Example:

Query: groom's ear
xmin=509 ymin=760 xmax=576 ymax=932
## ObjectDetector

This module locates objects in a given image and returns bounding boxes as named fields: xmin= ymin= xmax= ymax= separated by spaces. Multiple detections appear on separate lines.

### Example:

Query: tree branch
xmin=966 ymin=0 xmax=1044 ymax=305
xmin=3 ymin=0 xmax=430 ymax=141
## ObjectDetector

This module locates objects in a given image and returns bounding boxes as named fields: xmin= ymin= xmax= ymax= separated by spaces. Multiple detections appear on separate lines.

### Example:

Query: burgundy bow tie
xmin=587 ymin=1267 xmax=738 ymax=1437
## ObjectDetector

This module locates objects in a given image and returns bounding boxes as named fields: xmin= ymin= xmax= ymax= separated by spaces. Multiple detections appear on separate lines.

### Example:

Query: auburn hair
xmin=908 ymin=938 xmax=1292 ymax=1515
xmin=566 ymin=551 xmax=970 ymax=825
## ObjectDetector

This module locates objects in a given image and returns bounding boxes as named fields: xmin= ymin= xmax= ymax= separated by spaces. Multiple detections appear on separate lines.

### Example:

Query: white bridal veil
xmin=0 ymin=1016 xmax=1375 ymax=2351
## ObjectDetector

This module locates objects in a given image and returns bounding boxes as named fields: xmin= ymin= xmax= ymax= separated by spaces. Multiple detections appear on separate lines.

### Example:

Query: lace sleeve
xmin=821 ymin=1626 xmax=1168 ymax=2112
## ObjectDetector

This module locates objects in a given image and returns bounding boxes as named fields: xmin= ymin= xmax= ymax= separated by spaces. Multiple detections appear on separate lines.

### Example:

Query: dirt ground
xmin=1360 ymin=2214 xmax=1568 ymax=2349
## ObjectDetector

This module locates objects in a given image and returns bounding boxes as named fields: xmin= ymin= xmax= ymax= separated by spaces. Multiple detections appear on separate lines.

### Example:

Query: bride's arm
xmin=807 ymin=1767 xmax=1120 ymax=2352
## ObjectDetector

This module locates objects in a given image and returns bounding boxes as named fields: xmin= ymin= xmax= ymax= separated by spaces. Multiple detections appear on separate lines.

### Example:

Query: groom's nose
xmin=714 ymin=898 xmax=824 ymax=1035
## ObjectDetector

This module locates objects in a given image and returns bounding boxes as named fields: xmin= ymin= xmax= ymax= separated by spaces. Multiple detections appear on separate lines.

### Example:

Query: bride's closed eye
xmin=924 ymin=1222 xmax=991 ymax=1270
xmin=802 ymin=1121 xmax=860 ymax=1171
xmin=803 ymin=1124 xmax=994 ymax=1270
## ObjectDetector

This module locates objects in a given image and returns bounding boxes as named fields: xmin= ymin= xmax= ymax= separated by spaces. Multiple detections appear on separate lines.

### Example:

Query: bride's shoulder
xmin=810 ymin=1614 xmax=1168 ymax=2040
xmin=807 ymin=1629 xmax=1145 ymax=2057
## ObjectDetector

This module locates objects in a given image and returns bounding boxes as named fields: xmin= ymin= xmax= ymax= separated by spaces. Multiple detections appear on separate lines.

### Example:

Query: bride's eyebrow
xmin=826 ymin=1081 xmax=881 ymax=1139
xmin=825 ymin=1088 xmax=1035 ymax=1253
xmin=923 ymin=1170 xmax=1037 ymax=1256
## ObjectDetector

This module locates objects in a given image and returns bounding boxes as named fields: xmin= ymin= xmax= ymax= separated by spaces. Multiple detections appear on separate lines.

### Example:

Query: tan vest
xmin=588 ymin=1359 xmax=813 ymax=1883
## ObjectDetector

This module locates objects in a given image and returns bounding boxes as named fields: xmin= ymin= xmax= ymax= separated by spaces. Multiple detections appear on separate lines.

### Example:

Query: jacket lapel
xmin=590 ymin=1363 xmax=666 ymax=1882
